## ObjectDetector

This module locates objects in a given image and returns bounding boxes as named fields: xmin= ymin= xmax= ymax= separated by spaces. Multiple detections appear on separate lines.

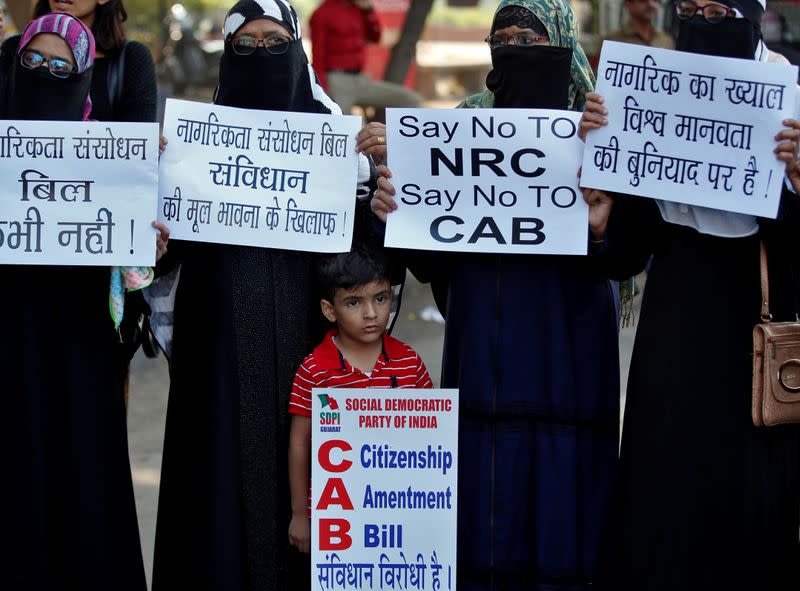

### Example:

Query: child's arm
xmin=288 ymin=414 xmax=312 ymax=553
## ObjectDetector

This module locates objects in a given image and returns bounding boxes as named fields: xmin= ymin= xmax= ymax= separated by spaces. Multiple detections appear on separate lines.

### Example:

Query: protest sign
xmin=159 ymin=99 xmax=361 ymax=253
xmin=581 ymin=41 xmax=799 ymax=218
xmin=384 ymin=108 xmax=588 ymax=255
xmin=311 ymin=388 xmax=458 ymax=591
xmin=0 ymin=121 xmax=159 ymax=265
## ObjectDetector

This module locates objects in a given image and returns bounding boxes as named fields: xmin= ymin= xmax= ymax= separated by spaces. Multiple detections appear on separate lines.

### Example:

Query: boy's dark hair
xmin=34 ymin=0 xmax=128 ymax=54
xmin=317 ymin=244 xmax=392 ymax=302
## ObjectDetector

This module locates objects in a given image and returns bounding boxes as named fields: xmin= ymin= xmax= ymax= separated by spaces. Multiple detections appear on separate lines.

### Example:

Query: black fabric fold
xmin=215 ymin=41 xmax=326 ymax=113
xmin=676 ymin=14 xmax=760 ymax=59
xmin=6 ymin=61 xmax=92 ymax=120
xmin=486 ymin=44 xmax=572 ymax=109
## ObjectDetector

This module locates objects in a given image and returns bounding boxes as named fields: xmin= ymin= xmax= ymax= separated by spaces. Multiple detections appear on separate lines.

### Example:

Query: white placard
xmin=158 ymin=99 xmax=361 ymax=253
xmin=0 ymin=120 xmax=158 ymax=265
xmin=581 ymin=41 xmax=799 ymax=218
xmin=384 ymin=108 xmax=588 ymax=255
xmin=311 ymin=388 xmax=458 ymax=591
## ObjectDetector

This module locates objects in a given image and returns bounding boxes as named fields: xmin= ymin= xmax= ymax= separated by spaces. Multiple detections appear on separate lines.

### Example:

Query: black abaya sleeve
xmin=758 ymin=187 xmax=800 ymax=318
xmin=0 ymin=35 xmax=21 ymax=116
xmin=593 ymin=193 xmax=665 ymax=281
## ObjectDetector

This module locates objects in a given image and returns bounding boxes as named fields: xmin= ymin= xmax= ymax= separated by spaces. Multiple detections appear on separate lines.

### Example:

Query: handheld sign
xmin=0 ymin=120 xmax=159 ymax=265
xmin=384 ymin=108 xmax=588 ymax=255
xmin=159 ymin=98 xmax=361 ymax=253
xmin=581 ymin=41 xmax=799 ymax=218
xmin=311 ymin=388 xmax=458 ymax=591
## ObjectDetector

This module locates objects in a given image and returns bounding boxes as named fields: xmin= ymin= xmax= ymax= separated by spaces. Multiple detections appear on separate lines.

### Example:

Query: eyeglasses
xmin=674 ymin=0 xmax=735 ymax=23
xmin=484 ymin=33 xmax=549 ymax=49
xmin=230 ymin=34 xmax=292 ymax=55
xmin=20 ymin=49 xmax=75 ymax=78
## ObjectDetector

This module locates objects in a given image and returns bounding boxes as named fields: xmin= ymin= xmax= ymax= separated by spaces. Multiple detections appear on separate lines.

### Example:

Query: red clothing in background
xmin=310 ymin=0 xmax=381 ymax=89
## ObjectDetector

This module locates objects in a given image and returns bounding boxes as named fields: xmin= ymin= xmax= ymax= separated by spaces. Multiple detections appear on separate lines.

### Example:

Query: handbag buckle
xmin=778 ymin=359 xmax=800 ymax=392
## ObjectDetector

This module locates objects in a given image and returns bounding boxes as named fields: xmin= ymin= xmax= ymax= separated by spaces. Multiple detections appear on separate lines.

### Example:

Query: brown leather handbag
xmin=752 ymin=242 xmax=800 ymax=426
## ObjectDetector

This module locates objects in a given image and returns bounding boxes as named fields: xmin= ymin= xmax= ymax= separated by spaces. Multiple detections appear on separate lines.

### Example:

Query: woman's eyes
xmin=50 ymin=59 xmax=72 ymax=73
xmin=234 ymin=36 xmax=258 ymax=48
xmin=265 ymin=35 xmax=290 ymax=46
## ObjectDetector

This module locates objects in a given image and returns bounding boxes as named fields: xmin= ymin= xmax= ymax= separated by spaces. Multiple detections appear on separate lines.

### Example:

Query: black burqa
xmin=598 ymin=5 xmax=800 ymax=590
xmin=0 ymin=40 xmax=146 ymax=591
xmin=152 ymin=2 xmax=336 ymax=590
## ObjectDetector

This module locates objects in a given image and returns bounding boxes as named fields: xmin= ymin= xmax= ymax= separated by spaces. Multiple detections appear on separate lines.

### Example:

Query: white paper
xmin=581 ymin=41 xmax=799 ymax=218
xmin=159 ymin=99 xmax=361 ymax=253
xmin=384 ymin=108 xmax=588 ymax=255
xmin=311 ymin=388 xmax=458 ymax=591
xmin=0 ymin=120 xmax=159 ymax=265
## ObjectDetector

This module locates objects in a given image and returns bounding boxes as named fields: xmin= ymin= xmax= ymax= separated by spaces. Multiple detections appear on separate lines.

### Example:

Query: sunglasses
xmin=20 ymin=49 xmax=75 ymax=78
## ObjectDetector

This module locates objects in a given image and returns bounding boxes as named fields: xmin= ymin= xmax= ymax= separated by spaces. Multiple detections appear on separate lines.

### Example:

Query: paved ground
xmin=127 ymin=274 xmax=640 ymax=585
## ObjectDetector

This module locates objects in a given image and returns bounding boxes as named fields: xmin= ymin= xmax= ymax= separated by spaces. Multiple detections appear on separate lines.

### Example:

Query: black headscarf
xmin=215 ymin=0 xmax=337 ymax=114
xmin=485 ymin=5 xmax=573 ymax=108
xmin=676 ymin=0 xmax=764 ymax=59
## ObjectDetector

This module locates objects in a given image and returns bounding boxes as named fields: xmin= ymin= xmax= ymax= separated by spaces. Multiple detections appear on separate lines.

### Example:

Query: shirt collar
xmin=312 ymin=328 xmax=397 ymax=371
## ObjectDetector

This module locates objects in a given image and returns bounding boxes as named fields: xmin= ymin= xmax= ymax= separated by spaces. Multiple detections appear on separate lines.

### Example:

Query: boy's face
xmin=321 ymin=279 xmax=392 ymax=346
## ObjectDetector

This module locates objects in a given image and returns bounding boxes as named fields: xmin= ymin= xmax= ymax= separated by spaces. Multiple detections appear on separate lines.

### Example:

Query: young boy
xmin=287 ymin=245 xmax=433 ymax=553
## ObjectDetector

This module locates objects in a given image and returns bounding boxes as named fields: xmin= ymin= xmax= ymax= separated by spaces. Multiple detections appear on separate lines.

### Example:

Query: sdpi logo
xmin=318 ymin=394 xmax=341 ymax=432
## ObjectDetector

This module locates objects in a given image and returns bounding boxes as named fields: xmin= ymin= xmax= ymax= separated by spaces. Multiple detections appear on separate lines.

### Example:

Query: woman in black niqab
xmin=580 ymin=0 xmax=800 ymax=588
xmin=152 ymin=1 xmax=341 ymax=589
xmin=1 ymin=14 xmax=147 ymax=591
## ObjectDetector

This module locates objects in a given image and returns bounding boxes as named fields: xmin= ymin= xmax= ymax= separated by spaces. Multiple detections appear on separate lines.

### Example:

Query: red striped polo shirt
xmin=289 ymin=329 xmax=433 ymax=416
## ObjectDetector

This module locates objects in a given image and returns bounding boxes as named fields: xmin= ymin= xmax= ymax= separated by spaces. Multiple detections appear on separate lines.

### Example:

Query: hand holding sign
xmin=774 ymin=118 xmax=800 ymax=194
xmin=581 ymin=187 xmax=614 ymax=241
xmin=578 ymin=92 xmax=608 ymax=140
xmin=356 ymin=122 xmax=388 ymax=167
xmin=371 ymin=165 xmax=397 ymax=223
xmin=153 ymin=221 xmax=170 ymax=261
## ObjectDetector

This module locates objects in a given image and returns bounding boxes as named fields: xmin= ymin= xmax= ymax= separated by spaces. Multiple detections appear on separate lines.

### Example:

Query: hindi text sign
xmin=0 ymin=120 xmax=158 ymax=265
xmin=159 ymin=99 xmax=361 ymax=253
xmin=311 ymin=388 xmax=458 ymax=591
xmin=384 ymin=108 xmax=588 ymax=255
xmin=581 ymin=41 xmax=799 ymax=218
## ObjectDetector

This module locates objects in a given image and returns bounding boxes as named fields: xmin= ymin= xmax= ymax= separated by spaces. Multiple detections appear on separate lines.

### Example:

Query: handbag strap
xmin=760 ymin=240 xmax=772 ymax=322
